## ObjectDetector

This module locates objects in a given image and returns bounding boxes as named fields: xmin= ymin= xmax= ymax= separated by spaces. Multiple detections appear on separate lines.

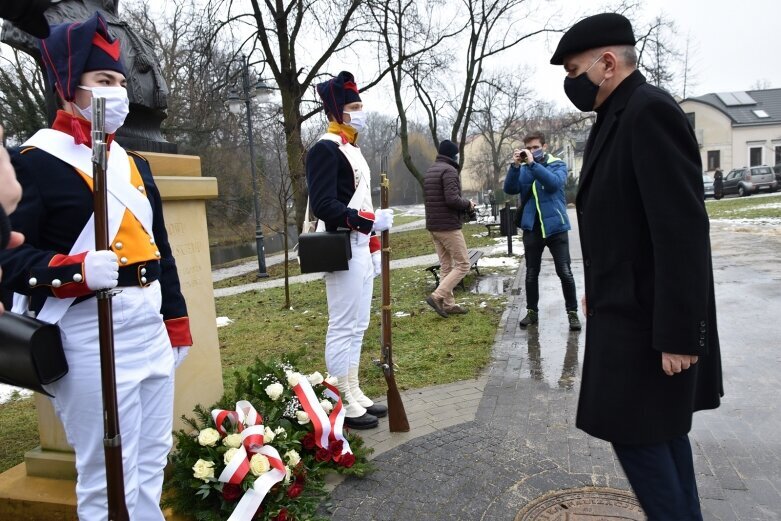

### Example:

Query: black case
xmin=0 ymin=311 xmax=68 ymax=396
xmin=297 ymin=231 xmax=352 ymax=273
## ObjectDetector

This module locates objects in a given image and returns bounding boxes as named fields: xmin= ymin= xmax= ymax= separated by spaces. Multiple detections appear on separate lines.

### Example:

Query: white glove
xmin=372 ymin=251 xmax=382 ymax=278
xmin=173 ymin=346 xmax=190 ymax=369
xmin=84 ymin=250 xmax=119 ymax=290
xmin=372 ymin=208 xmax=394 ymax=232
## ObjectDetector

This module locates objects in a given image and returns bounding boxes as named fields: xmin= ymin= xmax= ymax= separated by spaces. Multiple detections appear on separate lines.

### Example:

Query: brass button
xmin=28 ymin=277 xmax=37 ymax=287
xmin=141 ymin=276 xmax=148 ymax=284
xmin=73 ymin=273 xmax=83 ymax=283
xmin=137 ymin=185 xmax=145 ymax=192
xmin=141 ymin=268 xmax=147 ymax=275
xmin=120 ymin=257 xmax=129 ymax=265
xmin=149 ymin=237 xmax=155 ymax=244
xmin=155 ymin=250 xmax=161 ymax=258
xmin=115 ymin=242 xmax=123 ymax=250
xmin=52 ymin=279 xmax=62 ymax=288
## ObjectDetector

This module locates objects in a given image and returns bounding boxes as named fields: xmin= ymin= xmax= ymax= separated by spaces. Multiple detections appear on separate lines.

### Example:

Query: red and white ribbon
xmin=290 ymin=374 xmax=352 ymax=458
xmin=226 ymin=446 xmax=286 ymax=521
xmin=211 ymin=401 xmax=286 ymax=520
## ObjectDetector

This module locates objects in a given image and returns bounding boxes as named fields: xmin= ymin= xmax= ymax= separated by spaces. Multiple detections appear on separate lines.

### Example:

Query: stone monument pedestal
xmin=0 ymin=153 xmax=221 ymax=520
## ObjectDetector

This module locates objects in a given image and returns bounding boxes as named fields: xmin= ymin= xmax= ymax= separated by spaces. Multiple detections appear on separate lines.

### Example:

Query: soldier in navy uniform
xmin=0 ymin=12 xmax=192 ymax=520
xmin=305 ymin=71 xmax=394 ymax=430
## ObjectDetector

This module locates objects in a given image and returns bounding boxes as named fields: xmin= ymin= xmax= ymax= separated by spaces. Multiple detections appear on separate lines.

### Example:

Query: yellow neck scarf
xmin=327 ymin=121 xmax=358 ymax=144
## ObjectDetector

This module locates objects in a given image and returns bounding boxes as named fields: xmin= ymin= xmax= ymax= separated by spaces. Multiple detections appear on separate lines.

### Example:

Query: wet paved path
xmin=324 ymin=212 xmax=781 ymax=520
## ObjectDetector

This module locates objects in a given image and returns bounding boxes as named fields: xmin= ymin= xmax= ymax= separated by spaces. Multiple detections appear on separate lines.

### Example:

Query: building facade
xmin=680 ymin=89 xmax=781 ymax=174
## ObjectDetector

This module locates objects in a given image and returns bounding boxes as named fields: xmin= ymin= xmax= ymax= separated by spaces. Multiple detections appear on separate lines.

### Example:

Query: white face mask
xmin=74 ymin=86 xmax=130 ymax=134
xmin=344 ymin=109 xmax=367 ymax=132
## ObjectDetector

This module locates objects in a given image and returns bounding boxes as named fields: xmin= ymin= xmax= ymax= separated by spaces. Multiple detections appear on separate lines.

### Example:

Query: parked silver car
xmin=703 ymin=174 xmax=714 ymax=198
xmin=723 ymin=166 xmax=778 ymax=197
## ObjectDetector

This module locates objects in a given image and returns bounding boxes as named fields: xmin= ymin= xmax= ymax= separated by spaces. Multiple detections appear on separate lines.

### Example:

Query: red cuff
xmin=48 ymin=252 xmax=91 ymax=299
xmin=369 ymin=235 xmax=381 ymax=253
xmin=165 ymin=317 xmax=193 ymax=347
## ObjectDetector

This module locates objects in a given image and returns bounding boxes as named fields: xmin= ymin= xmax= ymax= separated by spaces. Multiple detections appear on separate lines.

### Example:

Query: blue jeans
xmin=522 ymin=229 xmax=577 ymax=312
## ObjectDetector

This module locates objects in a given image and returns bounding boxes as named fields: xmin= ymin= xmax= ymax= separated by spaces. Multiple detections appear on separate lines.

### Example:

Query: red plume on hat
xmin=39 ymin=11 xmax=126 ymax=102
xmin=316 ymin=71 xmax=362 ymax=124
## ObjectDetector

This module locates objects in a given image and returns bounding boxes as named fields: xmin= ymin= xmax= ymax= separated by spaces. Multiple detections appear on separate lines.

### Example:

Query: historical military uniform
xmin=0 ymin=13 xmax=191 ymax=520
xmin=306 ymin=71 xmax=391 ymax=430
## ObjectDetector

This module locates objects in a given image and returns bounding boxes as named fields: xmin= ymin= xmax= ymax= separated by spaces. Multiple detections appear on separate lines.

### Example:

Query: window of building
xmin=775 ymin=145 xmax=781 ymax=165
xmin=749 ymin=147 xmax=762 ymax=166
xmin=707 ymin=150 xmax=721 ymax=170
xmin=685 ymin=112 xmax=695 ymax=129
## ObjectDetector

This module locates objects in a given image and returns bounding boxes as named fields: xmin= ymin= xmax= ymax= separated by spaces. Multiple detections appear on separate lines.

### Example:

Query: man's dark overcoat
xmin=575 ymin=70 xmax=723 ymax=445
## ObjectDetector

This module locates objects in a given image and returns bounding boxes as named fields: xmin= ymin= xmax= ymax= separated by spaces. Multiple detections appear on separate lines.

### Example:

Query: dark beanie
xmin=316 ymin=71 xmax=362 ymax=124
xmin=0 ymin=0 xmax=55 ymax=38
xmin=39 ymin=12 xmax=127 ymax=102
xmin=438 ymin=140 xmax=459 ymax=159
xmin=550 ymin=13 xmax=636 ymax=65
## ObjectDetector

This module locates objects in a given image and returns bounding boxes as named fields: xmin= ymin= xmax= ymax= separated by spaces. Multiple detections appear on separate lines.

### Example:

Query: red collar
xmin=52 ymin=110 xmax=116 ymax=148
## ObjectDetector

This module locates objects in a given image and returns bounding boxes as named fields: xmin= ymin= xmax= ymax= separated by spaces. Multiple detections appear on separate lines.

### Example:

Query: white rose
xmin=197 ymin=428 xmax=220 ymax=447
xmin=324 ymin=375 xmax=338 ymax=386
xmin=224 ymin=448 xmax=239 ymax=465
xmin=287 ymin=372 xmax=302 ymax=387
xmin=249 ymin=453 xmax=270 ymax=476
xmin=265 ymin=382 xmax=284 ymax=401
xmin=263 ymin=426 xmax=275 ymax=443
xmin=222 ymin=433 xmax=242 ymax=448
xmin=320 ymin=399 xmax=333 ymax=413
xmin=295 ymin=411 xmax=310 ymax=425
xmin=284 ymin=449 xmax=301 ymax=467
xmin=307 ymin=371 xmax=324 ymax=386
xmin=284 ymin=465 xmax=292 ymax=484
xmin=274 ymin=426 xmax=286 ymax=438
xmin=192 ymin=459 xmax=215 ymax=482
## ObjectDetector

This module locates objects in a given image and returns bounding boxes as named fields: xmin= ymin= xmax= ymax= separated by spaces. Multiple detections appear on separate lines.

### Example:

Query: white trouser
xmin=44 ymin=281 xmax=175 ymax=521
xmin=323 ymin=232 xmax=374 ymax=377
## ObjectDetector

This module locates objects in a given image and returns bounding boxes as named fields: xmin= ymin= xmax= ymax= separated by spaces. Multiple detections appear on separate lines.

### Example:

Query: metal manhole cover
xmin=515 ymin=487 xmax=644 ymax=520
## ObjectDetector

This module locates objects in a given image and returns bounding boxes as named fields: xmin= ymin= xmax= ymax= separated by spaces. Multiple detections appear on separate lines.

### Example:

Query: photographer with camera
xmin=423 ymin=139 xmax=475 ymax=318
xmin=504 ymin=131 xmax=580 ymax=331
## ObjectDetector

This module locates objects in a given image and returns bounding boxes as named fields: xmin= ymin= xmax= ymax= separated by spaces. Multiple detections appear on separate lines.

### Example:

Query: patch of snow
xmin=0 ymin=384 xmax=32 ymax=404
xmin=394 ymin=311 xmax=411 ymax=317
xmin=216 ymin=316 xmax=234 ymax=328
xmin=478 ymin=256 xmax=520 ymax=268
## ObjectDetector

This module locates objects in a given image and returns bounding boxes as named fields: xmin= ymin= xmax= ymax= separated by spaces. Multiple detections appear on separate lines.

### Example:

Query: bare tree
xmin=469 ymin=71 xmax=534 ymax=192
xmin=0 ymin=47 xmax=47 ymax=144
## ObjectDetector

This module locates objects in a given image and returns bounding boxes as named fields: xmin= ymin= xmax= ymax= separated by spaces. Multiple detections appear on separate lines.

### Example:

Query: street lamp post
xmin=226 ymin=55 xmax=273 ymax=278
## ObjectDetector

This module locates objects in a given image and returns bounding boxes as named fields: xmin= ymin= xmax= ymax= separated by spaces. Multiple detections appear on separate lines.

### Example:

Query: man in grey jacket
xmin=423 ymin=139 xmax=474 ymax=317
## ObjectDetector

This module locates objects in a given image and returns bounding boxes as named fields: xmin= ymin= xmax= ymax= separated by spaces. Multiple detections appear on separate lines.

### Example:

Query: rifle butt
xmin=104 ymin=444 xmax=129 ymax=520
xmin=385 ymin=378 xmax=410 ymax=432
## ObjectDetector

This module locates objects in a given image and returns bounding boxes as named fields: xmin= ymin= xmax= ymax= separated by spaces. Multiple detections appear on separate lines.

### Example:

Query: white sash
xmin=14 ymin=129 xmax=155 ymax=324
xmin=315 ymin=133 xmax=372 ymax=232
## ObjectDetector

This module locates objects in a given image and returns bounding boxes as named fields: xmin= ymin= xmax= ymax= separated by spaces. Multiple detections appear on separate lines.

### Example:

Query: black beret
xmin=550 ymin=13 xmax=636 ymax=65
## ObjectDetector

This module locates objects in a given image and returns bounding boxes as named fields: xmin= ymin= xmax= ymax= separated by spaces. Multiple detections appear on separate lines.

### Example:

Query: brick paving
xmin=323 ymin=215 xmax=781 ymax=520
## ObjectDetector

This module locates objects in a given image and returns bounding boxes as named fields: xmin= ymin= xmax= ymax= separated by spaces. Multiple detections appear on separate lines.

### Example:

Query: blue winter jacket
xmin=503 ymin=154 xmax=570 ymax=238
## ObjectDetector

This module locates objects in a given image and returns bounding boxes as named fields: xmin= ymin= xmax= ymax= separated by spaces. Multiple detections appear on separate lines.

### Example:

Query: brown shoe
xmin=444 ymin=305 xmax=469 ymax=315
xmin=426 ymin=294 xmax=449 ymax=318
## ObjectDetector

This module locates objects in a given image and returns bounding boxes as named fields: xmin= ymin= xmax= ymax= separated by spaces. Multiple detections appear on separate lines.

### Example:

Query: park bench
xmin=484 ymin=222 xmax=501 ymax=237
xmin=424 ymin=249 xmax=484 ymax=290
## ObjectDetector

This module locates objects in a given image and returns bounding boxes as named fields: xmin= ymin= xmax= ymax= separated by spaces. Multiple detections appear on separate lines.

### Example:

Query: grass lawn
xmin=214 ymin=223 xmax=498 ymax=289
xmin=0 ymin=260 xmax=512 ymax=473
xmin=706 ymin=193 xmax=781 ymax=220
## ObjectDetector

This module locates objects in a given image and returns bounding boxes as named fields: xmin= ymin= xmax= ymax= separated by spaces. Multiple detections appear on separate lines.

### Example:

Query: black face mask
xmin=563 ymin=55 xmax=605 ymax=112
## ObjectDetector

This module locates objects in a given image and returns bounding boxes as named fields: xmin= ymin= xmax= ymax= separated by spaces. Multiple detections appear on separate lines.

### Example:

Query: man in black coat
xmin=551 ymin=13 xmax=723 ymax=520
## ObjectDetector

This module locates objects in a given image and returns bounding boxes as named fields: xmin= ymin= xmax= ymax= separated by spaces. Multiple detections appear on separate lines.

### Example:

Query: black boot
xmin=519 ymin=309 xmax=538 ymax=328
xmin=567 ymin=311 xmax=581 ymax=331
xmin=344 ymin=412 xmax=379 ymax=430
xmin=365 ymin=403 xmax=388 ymax=418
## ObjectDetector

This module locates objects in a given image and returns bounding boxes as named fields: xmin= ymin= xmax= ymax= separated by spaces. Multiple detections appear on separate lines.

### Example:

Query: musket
xmin=379 ymin=156 xmax=410 ymax=432
xmin=91 ymin=97 xmax=130 ymax=521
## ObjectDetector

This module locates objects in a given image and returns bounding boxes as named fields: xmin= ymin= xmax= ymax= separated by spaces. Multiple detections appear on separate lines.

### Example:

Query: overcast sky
xmin=352 ymin=0 xmax=781 ymax=115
